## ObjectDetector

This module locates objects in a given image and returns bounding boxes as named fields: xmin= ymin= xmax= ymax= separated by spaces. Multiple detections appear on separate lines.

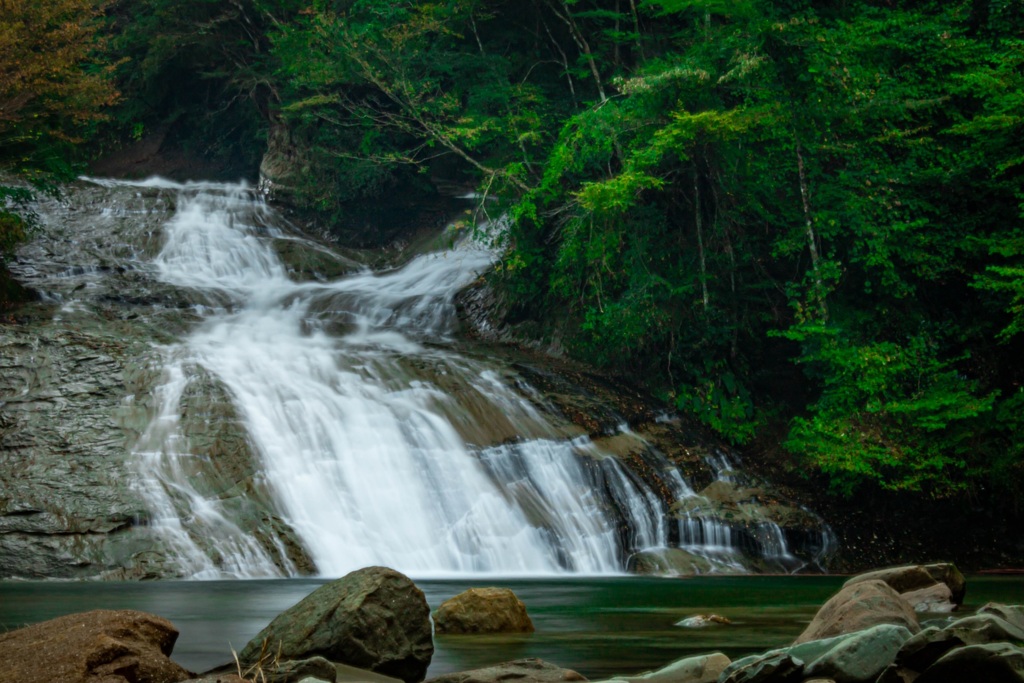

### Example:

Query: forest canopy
xmin=2 ymin=0 xmax=1023 ymax=502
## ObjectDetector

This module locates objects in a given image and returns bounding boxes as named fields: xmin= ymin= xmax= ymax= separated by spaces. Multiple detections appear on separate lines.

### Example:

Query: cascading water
xmin=108 ymin=178 xmax=824 ymax=578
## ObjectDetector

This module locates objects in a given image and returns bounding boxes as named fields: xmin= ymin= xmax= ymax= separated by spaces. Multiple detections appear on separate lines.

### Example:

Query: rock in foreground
xmin=433 ymin=587 xmax=534 ymax=634
xmin=238 ymin=566 xmax=433 ymax=683
xmin=426 ymin=658 xmax=586 ymax=683
xmin=0 ymin=609 xmax=191 ymax=683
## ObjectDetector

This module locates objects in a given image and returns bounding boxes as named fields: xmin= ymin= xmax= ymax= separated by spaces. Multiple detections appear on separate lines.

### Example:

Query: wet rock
xmin=433 ymin=587 xmax=534 ymax=634
xmin=914 ymin=642 xmax=1024 ymax=682
xmin=425 ymin=658 xmax=586 ymax=683
xmin=0 ymin=609 xmax=192 ymax=683
xmin=719 ymin=652 xmax=804 ymax=683
xmin=239 ymin=566 xmax=433 ymax=683
xmin=979 ymin=603 xmax=1024 ymax=631
xmin=876 ymin=626 xmax=962 ymax=682
xmin=795 ymin=580 xmax=920 ymax=644
xmin=901 ymin=583 xmax=955 ymax=613
xmin=595 ymin=652 xmax=730 ymax=683
xmin=942 ymin=612 xmax=1024 ymax=645
xmin=802 ymin=624 xmax=912 ymax=683
xmin=873 ymin=609 xmax=1024 ymax=682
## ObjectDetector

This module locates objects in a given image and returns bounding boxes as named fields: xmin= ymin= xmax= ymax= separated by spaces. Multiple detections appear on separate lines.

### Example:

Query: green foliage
xmin=783 ymin=325 xmax=996 ymax=496
xmin=8 ymin=0 xmax=1021 ymax=502
xmin=1 ymin=0 xmax=119 ymax=269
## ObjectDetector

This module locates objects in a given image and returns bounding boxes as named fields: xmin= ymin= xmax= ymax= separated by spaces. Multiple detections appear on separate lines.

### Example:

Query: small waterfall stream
xmin=95 ymin=178 xmax=823 ymax=578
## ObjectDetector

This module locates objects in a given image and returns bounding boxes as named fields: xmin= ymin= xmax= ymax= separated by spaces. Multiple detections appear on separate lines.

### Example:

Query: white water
xmin=121 ymin=179 xmax=806 ymax=578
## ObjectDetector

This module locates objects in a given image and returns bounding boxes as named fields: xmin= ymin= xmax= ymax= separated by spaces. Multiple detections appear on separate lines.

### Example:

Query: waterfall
xmin=112 ymin=178 xmax=818 ymax=578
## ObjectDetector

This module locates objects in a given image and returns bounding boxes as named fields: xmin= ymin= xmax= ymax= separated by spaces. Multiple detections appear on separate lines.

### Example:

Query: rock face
xmin=0 ymin=609 xmax=192 ymax=683
xmin=433 ymin=587 xmax=534 ymax=634
xmin=425 ymin=658 xmax=586 ymax=683
xmin=238 ymin=566 xmax=433 ymax=683
xmin=795 ymin=579 xmax=920 ymax=644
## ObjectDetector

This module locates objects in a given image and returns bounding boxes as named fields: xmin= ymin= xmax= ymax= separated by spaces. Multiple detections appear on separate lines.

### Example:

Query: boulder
xmin=842 ymin=564 xmax=965 ymax=607
xmin=979 ymin=603 xmax=1024 ymax=631
xmin=802 ymin=624 xmax=913 ymax=683
xmin=593 ymin=652 xmax=730 ymax=683
xmin=238 ymin=566 xmax=433 ymax=683
xmin=915 ymin=642 xmax=1024 ymax=682
xmin=637 ymin=652 xmax=729 ymax=683
xmin=719 ymin=652 xmax=803 ymax=683
xmin=901 ymin=583 xmax=955 ymax=613
xmin=425 ymin=658 xmax=586 ymax=683
xmin=876 ymin=611 xmax=1024 ymax=682
xmin=943 ymin=612 xmax=1024 ymax=645
xmin=875 ymin=626 xmax=961 ymax=683
xmin=432 ymin=587 xmax=534 ymax=634
xmin=795 ymin=580 xmax=920 ymax=644
xmin=922 ymin=563 xmax=966 ymax=605
xmin=0 ymin=609 xmax=192 ymax=683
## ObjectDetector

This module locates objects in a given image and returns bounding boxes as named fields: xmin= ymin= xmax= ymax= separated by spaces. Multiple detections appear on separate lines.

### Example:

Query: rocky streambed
xmin=1 ymin=562 xmax=1022 ymax=683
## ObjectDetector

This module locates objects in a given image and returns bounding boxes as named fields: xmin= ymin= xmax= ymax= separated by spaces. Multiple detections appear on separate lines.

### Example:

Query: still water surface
xmin=2 ymin=576 xmax=1022 ymax=679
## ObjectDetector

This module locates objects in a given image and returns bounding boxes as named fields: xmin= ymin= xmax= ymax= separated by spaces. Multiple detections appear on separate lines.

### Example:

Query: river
xmin=1 ymin=575 xmax=1022 ymax=678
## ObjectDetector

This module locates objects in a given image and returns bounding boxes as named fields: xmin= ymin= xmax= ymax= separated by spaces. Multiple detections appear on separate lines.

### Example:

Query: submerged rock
xmin=0 ymin=609 xmax=192 ymax=683
xmin=433 ymin=587 xmax=534 ymax=634
xmin=238 ymin=566 xmax=433 ymax=683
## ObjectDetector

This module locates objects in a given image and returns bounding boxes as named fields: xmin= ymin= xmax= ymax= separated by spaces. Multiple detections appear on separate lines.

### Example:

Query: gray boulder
xmin=238 ymin=566 xmax=433 ymax=683
xmin=432 ymin=587 xmax=534 ymax=634
xmin=979 ymin=603 xmax=1024 ymax=631
xmin=915 ymin=642 xmax=1024 ymax=682
xmin=876 ymin=610 xmax=1024 ymax=682
xmin=425 ymin=658 xmax=586 ymax=683
xmin=719 ymin=652 xmax=803 ymax=683
xmin=802 ymin=624 xmax=912 ymax=683
xmin=795 ymin=580 xmax=920 ymax=644
xmin=592 ymin=652 xmax=730 ymax=683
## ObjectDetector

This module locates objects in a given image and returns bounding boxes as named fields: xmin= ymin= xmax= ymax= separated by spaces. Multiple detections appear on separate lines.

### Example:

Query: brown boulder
xmin=843 ymin=564 xmax=966 ymax=607
xmin=0 ymin=609 xmax=192 ymax=683
xmin=433 ymin=587 xmax=534 ymax=635
xmin=795 ymin=579 xmax=920 ymax=644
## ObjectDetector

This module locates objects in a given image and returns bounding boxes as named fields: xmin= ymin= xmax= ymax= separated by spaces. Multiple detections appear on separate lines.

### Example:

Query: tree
xmin=0 ymin=0 xmax=119 ymax=263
